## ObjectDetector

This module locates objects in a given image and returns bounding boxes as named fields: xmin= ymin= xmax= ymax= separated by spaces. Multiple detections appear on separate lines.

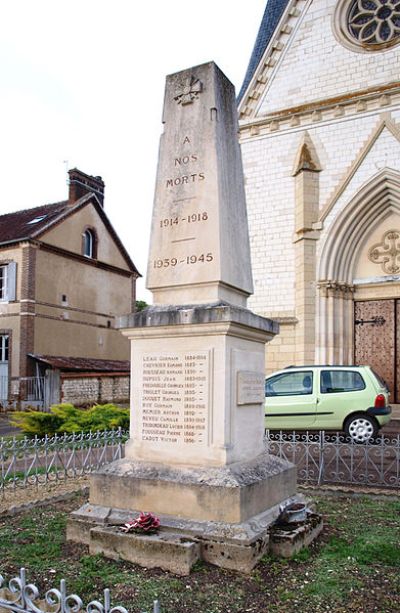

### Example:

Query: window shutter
xmin=7 ymin=261 xmax=17 ymax=301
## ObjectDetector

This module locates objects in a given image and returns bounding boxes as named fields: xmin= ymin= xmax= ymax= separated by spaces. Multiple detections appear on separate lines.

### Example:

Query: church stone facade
xmin=238 ymin=0 xmax=400 ymax=400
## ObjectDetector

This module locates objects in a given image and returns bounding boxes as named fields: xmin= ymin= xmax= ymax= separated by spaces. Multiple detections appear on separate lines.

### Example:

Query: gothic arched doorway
xmin=317 ymin=170 xmax=400 ymax=401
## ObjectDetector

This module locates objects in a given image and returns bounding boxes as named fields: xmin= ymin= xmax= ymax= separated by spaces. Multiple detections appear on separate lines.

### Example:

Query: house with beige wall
xmin=238 ymin=0 xmax=400 ymax=399
xmin=0 ymin=168 xmax=140 ymax=406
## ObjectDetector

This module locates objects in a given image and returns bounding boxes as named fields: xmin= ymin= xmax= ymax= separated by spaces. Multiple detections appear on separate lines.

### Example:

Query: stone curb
xmin=299 ymin=484 xmax=400 ymax=500
xmin=0 ymin=486 xmax=89 ymax=518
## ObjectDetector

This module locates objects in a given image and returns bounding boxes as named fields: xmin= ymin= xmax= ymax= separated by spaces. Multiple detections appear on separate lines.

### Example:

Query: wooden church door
xmin=354 ymin=300 xmax=399 ymax=402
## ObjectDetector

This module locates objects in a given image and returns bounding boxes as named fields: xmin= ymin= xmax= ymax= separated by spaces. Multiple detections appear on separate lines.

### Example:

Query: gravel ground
xmin=0 ymin=476 xmax=89 ymax=514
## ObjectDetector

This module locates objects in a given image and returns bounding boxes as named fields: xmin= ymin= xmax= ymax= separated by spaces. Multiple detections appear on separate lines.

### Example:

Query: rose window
xmin=348 ymin=0 xmax=400 ymax=45
xmin=333 ymin=0 xmax=400 ymax=50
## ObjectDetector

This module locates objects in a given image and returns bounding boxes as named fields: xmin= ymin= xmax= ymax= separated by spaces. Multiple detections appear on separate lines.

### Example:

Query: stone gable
xmin=240 ymin=0 xmax=400 ymax=119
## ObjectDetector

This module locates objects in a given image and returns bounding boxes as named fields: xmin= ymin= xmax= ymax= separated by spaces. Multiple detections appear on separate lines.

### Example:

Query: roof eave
xmin=0 ymin=236 xmax=31 ymax=249
xmin=237 ymin=0 xmax=290 ymax=113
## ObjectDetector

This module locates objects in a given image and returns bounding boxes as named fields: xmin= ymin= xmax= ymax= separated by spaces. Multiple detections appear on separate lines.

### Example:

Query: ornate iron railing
xmin=0 ymin=567 xmax=160 ymax=613
xmin=0 ymin=429 xmax=128 ymax=495
xmin=265 ymin=431 xmax=400 ymax=488
xmin=1 ymin=429 xmax=399 ymax=493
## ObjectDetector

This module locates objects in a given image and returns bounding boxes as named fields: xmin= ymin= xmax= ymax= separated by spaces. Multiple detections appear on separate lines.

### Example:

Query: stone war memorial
xmin=68 ymin=62 xmax=318 ymax=574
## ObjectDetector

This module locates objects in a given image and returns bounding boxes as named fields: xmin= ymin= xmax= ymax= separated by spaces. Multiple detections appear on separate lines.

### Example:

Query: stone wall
xmin=61 ymin=373 xmax=129 ymax=406
xmin=258 ymin=0 xmax=400 ymax=115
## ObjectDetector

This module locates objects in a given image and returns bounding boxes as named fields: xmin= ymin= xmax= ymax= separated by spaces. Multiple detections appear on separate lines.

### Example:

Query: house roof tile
xmin=0 ymin=201 xmax=68 ymax=245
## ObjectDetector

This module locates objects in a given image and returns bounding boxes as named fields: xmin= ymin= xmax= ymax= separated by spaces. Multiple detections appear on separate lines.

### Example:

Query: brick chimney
xmin=68 ymin=168 xmax=105 ymax=207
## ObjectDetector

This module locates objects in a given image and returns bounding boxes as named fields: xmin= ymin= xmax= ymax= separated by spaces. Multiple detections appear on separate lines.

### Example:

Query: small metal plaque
xmin=237 ymin=371 xmax=265 ymax=405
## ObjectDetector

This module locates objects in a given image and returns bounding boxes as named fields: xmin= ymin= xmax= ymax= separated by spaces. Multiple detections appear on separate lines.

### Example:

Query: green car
xmin=265 ymin=365 xmax=392 ymax=443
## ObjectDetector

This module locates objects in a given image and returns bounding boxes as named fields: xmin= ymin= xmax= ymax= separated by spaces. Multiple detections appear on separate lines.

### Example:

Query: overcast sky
xmin=0 ymin=0 xmax=266 ymax=302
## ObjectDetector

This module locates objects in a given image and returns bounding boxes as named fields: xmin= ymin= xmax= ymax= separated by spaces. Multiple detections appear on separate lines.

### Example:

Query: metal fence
xmin=0 ymin=377 xmax=46 ymax=406
xmin=1 ymin=429 xmax=399 ymax=493
xmin=21 ymin=377 xmax=46 ymax=402
xmin=0 ymin=429 xmax=128 ymax=495
xmin=0 ymin=567 xmax=160 ymax=613
xmin=265 ymin=430 xmax=400 ymax=488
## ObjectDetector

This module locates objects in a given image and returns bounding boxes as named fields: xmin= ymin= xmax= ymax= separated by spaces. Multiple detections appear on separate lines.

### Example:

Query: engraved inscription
xmin=175 ymin=154 xmax=198 ymax=166
xmin=166 ymin=149 xmax=206 ymax=188
xmin=237 ymin=371 xmax=265 ymax=405
xmin=159 ymin=213 xmax=208 ymax=228
xmin=141 ymin=352 xmax=209 ymax=445
xmin=147 ymin=78 xmax=219 ymax=291
xmin=153 ymin=253 xmax=214 ymax=268
xmin=166 ymin=173 xmax=205 ymax=187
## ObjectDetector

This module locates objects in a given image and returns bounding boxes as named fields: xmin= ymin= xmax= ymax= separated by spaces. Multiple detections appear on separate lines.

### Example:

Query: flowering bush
xmin=119 ymin=512 xmax=160 ymax=534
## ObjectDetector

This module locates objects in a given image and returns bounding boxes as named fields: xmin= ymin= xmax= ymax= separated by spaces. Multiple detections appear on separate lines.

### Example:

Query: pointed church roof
xmin=238 ymin=0 xmax=289 ymax=102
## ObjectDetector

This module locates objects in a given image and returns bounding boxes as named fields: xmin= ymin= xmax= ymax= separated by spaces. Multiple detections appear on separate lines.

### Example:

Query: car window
xmin=265 ymin=371 xmax=313 ymax=397
xmin=370 ymin=368 xmax=389 ymax=391
xmin=320 ymin=370 xmax=365 ymax=393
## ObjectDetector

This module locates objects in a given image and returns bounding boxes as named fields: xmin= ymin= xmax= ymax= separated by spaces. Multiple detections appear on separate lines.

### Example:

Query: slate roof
xmin=238 ymin=0 xmax=289 ymax=102
xmin=29 ymin=354 xmax=130 ymax=372
xmin=0 ymin=201 xmax=69 ymax=245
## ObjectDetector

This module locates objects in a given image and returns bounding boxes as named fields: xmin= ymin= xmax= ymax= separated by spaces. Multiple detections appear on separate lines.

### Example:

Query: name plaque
xmin=140 ymin=351 xmax=210 ymax=445
xmin=237 ymin=371 xmax=265 ymax=405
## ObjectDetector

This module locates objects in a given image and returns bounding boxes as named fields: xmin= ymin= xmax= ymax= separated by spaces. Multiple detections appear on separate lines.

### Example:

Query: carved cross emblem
xmin=368 ymin=230 xmax=400 ymax=274
xmin=174 ymin=76 xmax=203 ymax=106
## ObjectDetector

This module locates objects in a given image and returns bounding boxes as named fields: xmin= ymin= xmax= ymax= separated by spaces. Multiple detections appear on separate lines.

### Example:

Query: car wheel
xmin=344 ymin=414 xmax=378 ymax=443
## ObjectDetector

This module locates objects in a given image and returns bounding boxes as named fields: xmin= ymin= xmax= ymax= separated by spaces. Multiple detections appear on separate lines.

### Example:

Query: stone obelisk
xmin=146 ymin=63 xmax=253 ymax=307
xmin=68 ymin=62 xmax=301 ymax=574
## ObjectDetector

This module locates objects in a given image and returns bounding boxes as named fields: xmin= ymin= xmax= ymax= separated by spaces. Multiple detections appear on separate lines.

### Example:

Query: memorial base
xmin=269 ymin=514 xmax=324 ymax=559
xmin=118 ymin=302 xmax=278 ymax=468
xmin=67 ymin=449 xmax=312 ymax=573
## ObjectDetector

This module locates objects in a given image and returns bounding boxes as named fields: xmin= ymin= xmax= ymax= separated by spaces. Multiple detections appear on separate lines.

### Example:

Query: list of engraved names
xmin=141 ymin=351 xmax=209 ymax=445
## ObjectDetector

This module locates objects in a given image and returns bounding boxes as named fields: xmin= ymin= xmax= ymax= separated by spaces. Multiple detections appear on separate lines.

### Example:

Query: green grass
xmin=0 ymin=493 xmax=399 ymax=612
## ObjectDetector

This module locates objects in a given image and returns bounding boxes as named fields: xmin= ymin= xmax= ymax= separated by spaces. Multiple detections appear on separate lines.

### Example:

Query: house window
xmin=83 ymin=229 xmax=97 ymax=258
xmin=0 ymin=266 xmax=8 ymax=300
xmin=27 ymin=215 xmax=47 ymax=225
xmin=0 ymin=262 xmax=16 ymax=302
xmin=0 ymin=335 xmax=9 ymax=402
xmin=0 ymin=335 xmax=9 ymax=362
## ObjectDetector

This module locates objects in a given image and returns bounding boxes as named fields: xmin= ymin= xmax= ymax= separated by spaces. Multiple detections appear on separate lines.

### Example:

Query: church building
xmin=238 ymin=0 xmax=400 ymax=400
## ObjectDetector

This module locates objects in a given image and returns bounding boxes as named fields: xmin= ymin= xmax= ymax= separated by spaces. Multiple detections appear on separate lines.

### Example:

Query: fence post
xmin=318 ymin=431 xmax=325 ymax=485
xmin=141 ymin=601 xmax=161 ymax=613
xmin=0 ymin=568 xmax=128 ymax=613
